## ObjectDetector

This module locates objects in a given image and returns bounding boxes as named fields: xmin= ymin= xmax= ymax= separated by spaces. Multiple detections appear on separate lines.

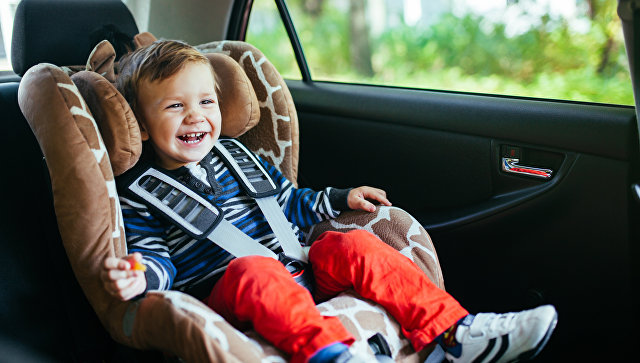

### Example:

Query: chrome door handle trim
xmin=501 ymin=158 xmax=553 ymax=179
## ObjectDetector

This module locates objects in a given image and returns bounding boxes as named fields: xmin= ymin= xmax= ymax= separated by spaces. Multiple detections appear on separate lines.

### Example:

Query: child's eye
xmin=166 ymin=103 xmax=182 ymax=109
xmin=201 ymin=99 xmax=215 ymax=105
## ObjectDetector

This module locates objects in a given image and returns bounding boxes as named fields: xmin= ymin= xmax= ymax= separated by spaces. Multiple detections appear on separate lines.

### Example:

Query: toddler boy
xmin=101 ymin=40 xmax=557 ymax=363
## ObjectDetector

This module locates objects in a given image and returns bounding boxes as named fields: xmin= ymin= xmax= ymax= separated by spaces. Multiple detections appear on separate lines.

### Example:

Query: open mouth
xmin=177 ymin=132 xmax=207 ymax=144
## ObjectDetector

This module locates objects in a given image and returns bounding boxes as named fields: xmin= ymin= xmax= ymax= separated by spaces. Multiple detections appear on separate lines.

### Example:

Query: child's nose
xmin=185 ymin=110 xmax=205 ymax=123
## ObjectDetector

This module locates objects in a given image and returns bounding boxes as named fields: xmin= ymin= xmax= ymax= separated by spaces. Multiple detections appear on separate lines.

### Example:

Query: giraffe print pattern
xmin=20 ymin=63 xmax=127 ymax=257
xmin=56 ymin=79 xmax=125 ymax=243
xmin=198 ymin=41 xmax=300 ymax=186
xmin=316 ymin=292 xmax=430 ymax=362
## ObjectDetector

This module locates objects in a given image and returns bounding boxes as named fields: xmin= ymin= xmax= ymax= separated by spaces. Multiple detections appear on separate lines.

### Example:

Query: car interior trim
xmin=273 ymin=0 xmax=312 ymax=82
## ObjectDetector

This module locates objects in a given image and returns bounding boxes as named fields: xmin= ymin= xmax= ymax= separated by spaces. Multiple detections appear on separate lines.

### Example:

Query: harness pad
xmin=214 ymin=138 xmax=280 ymax=198
xmin=128 ymin=168 xmax=224 ymax=240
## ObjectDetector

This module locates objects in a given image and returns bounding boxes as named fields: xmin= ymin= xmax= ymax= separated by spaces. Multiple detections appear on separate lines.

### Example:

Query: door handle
xmin=501 ymin=157 xmax=553 ymax=179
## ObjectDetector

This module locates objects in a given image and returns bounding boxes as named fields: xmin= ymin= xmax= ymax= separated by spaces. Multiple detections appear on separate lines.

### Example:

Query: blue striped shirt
xmin=118 ymin=150 xmax=348 ymax=299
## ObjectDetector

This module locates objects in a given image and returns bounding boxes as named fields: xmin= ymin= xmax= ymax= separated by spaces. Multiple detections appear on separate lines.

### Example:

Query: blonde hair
xmin=116 ymin=40 xmax=215 ymax=115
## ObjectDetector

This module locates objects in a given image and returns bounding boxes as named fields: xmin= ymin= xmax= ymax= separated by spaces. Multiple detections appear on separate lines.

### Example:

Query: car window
xmin=245 ymin=0 xmax=302 ymax=80
xmin=246 ymin=0 xmax=633 ymax=106
xmin=0 ymin=0 xmax=20 ymax=75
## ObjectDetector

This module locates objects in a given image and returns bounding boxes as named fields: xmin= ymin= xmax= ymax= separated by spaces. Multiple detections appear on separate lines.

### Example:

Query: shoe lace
xmin=468 ymin=312 xmax=518 ymax=338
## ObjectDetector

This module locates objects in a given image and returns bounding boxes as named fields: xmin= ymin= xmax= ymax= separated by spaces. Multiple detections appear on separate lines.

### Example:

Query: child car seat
xmin=14 ymin=0 xmax=445 ymax=361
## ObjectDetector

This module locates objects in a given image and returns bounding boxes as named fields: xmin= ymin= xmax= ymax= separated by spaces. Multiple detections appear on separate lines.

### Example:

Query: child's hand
xmin=101 ymin=252 xmax=147 ymax=301
xmin=348 ymin=186 xmax=392 ymax=212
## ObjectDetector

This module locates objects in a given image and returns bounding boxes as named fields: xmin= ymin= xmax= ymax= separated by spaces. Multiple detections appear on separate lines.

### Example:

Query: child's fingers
xmin=350 ymin=197 xmax=375 ymax=212
xmin=357 ymin=187 xmax=392 ymax=206
xmin=124 ymin=253 xmax=147 ymax=271
xmin=364 ymin=188 xmax=392 ymax=206
xmin=104 ymin=254 xmax=145 ymax=271
xmin=105 ymin=271 xmax=144 ymax=300
xmin=108 ymin=268 xmax=136 ymax=281
xmin=103 ymin=256 xmax=124 ymax=270
xmin=114 ymin=275 xmax=138 ymax=290
xmin=128 ymin=274 xmax=147 ymax=298
xmin=131 ymin=252 xmax=143 ymax=262
xmin=104 ymin=257 xmax=135 ymax=271
xmin=116 ymin=272 xmax=146 ymax=301
xmin=101 ymin=255 xmax=146 ymax=300
xmin=349 ymin=187 xmax=386 ymax=212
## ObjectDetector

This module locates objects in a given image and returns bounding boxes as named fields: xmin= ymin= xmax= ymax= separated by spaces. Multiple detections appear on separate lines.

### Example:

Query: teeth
xmin=178 ymin=132 xmax=206 ymax=144
xmin=182 ymin=132 xmax=204 ymax=138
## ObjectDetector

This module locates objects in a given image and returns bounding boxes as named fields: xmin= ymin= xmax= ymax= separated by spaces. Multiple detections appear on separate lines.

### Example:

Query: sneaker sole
xmin=509 ymin=311 xmax=558 ymax=363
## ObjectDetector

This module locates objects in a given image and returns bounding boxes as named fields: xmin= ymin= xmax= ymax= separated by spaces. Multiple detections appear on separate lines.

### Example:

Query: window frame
xmin=240 ymin=0 xmax=311 ymax=81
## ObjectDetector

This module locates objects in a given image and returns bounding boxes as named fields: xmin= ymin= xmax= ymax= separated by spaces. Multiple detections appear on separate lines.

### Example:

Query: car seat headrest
xmin=206 ymin=53 xmax=261 ymax=139
xmin=11 ymin=0 xmax=139 ymax=76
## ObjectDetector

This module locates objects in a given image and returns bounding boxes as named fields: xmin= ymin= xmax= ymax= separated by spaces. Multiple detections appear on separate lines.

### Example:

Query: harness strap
xmin=214 ymin=139 xmax=308 ymax=262
xmin=207 ymin=219 xmax=278 ymax=259
xmin=255 ymin=197 xmax=308 ymax=261
xmin=214 ymin=138 xmax=279 ymax=198
xmin=127 ymin=167 xmax=277 ymax=259
xmin=126 ymin=139 xmax=307 ymax=261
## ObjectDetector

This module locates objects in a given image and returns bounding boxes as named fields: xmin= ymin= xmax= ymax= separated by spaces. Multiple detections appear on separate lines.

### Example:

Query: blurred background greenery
xmin=247 ymin=0 xmax=633 ymax=105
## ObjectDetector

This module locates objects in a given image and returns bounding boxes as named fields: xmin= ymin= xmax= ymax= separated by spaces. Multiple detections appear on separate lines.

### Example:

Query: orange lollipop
xmin=125 ymin=256 xmax=147 ymax=272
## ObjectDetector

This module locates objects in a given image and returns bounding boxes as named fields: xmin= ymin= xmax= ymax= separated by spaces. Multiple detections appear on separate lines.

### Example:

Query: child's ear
xmin=138 ymin=120 xmax=150 ymax=141
xmin=133 ymin=110 xmax=150 ymax=141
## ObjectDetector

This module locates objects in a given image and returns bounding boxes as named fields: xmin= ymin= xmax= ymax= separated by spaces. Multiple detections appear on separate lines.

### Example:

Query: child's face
xmin=136 ymin=62 xmax=221 ymax=170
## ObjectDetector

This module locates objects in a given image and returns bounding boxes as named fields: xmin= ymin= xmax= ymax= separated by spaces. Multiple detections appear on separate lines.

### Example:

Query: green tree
xmin=248 ymin=0 xmax=632 ymax=104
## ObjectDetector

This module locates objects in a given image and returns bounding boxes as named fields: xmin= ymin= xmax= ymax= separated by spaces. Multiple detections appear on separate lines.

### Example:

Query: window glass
xmin=246 ymin=0 xmax=302 ymax=80
xmin=122 ymin=0 xmax=150 ymax=33
xmin=0 ymin=0 xmax=20 ymax=74
xmin=282 ymin=0 xmax=632 ymax=105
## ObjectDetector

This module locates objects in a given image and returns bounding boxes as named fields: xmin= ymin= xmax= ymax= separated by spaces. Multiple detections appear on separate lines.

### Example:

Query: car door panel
xmin=297 ymin=111 xmax=493 ymax=210
xmin=290 ymin=80 xmax=634 ymax=360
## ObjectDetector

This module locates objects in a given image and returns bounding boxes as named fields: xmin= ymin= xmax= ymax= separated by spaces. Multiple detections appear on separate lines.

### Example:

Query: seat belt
xmin=213 ymin=138 xmax=308 ymax=262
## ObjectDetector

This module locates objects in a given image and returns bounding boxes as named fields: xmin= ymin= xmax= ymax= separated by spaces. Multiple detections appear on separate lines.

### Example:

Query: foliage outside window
xmin=247 ymin=0 xmax=633 ymax=106
xmin=246 ymin=0 xmax=302 ymax=80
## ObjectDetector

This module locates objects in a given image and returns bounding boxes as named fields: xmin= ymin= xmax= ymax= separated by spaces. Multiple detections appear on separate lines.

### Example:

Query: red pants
xmin=204 ymin=230 xmax=468 ymax=363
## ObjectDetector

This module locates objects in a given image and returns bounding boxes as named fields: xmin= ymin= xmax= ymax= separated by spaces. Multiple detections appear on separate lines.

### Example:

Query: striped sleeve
xmin=259 ymin=157 xmax=350 ymax=228
xmin=120 ymin=195 xmax=176 ymax=292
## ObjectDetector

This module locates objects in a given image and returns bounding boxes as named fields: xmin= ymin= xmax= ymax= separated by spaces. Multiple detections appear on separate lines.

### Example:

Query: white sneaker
xmin=446 ymin=305 xmax=558 ymax=363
